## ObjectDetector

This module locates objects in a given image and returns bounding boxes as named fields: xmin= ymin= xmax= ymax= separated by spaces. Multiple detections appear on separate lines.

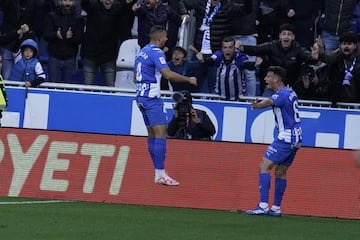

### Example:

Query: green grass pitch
xmin=0 ymin=197 xmax=358 ymax=240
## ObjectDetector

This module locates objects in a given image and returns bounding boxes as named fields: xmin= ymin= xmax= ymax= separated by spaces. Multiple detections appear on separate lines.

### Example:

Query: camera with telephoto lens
xmin=172 ymin=91 xmax=193 ymax=139
xmin=172 ymin=91 xmax=192 ymax=115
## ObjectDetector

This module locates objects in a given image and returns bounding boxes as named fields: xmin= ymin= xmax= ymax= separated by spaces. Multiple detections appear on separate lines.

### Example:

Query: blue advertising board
xmin=2 ymin=87 xmax=360 ymax=150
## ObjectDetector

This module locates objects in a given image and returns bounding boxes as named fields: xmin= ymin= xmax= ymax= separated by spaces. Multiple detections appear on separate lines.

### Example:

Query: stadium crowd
xmin=0 ymin=0 xmax=360 ymax=106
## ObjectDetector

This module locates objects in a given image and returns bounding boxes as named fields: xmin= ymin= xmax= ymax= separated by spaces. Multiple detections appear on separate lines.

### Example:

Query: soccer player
xmin=134 ymin=25 xmax=197 ymax=186
xmin=246 ymin=66 xmax=302 ymax=216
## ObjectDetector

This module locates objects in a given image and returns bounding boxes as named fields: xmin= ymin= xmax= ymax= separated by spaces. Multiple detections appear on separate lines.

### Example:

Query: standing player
xmin=246 ymin=66 xmax=302 ymax=216
xmin=134 ymin=25 xmax=197 ymax=186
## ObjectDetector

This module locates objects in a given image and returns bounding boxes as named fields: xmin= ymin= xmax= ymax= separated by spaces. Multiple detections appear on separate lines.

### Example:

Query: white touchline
xmin=0 ymin=200 xmax=76 ymax=205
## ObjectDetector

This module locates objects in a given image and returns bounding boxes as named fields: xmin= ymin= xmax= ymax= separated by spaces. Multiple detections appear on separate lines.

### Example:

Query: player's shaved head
xmin=149 ymin=25 xmax=167 ymax=41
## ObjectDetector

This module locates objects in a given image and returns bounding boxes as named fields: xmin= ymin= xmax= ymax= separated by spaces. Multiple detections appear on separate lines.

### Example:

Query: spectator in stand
xmin=164 ymin=46 xmax=204 ymax=92
xmin=43 ymin=0 xmax=84 ymax=83
xmin=232 ymin=0 xmax=259 ymax=96
xmin=167 ymin=90 xmax=216 ymax=140
xmin=205 ymin=36 xmax=250 ymax=100
xmin=118 ymin=0 xmax=136 ymax=44
xmin=46 ymin=0 xmax=83 ymax=15
xmin=162 ymin=0 xmax=189 ymax=60
xmin=321 ymin=0 xmax=358 ymax=52
xmin=182 ymin=0 xmax=252 ymax=93
xmin=0 ymin=0 xmax=43 ymax=80
xmin=181 ymin=0 xmax=251 ymax=55
xmin=132 ymin=0 xmax=182 ymax=52
xmin=181 ymin=0 xmax=252 ymax=93
xmin=81 ymin=0 xmax=133 ymax=86
xmin=293 ymin=62 xmax=331 ymax=101
xmin=33 ymin=0 xmax=82 ymax=43
xmin=313 ymin=31 xmax=360 ymax=104
xmin=279 ymin=0 xmax=321 ymax=50
xmin=352 ymin=2 xmax=360 ymax=34
xmin=0 ymin=24 xmax=30 ymax=46
xmin=256 ymin=0 xmax=281 ymax=44
xmin=0 ymin=54 xmax=8 ymax=126
xmin=9 ymin=39 xmax=46 ymax=87
xmin=237 ymin=23 xmax=316 ymax=96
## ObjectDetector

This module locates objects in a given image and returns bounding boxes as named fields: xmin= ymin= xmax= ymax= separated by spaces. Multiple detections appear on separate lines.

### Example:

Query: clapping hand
xmin=56 ymin=28 xmax=63 ymax=39
xmin=66 ymin=27 xmax=73 ymax=39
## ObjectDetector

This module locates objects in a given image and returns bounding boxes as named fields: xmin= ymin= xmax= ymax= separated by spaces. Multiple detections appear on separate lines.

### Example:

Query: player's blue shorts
xmin=263 ymin=138 xmax=300 ymax=166
xmin=136 ymin=96 xmax=167 ymax=127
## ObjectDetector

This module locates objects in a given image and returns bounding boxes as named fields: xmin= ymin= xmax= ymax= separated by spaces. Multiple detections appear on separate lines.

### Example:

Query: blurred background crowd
xmin=0 ymin=0 xmax=359 ymax=106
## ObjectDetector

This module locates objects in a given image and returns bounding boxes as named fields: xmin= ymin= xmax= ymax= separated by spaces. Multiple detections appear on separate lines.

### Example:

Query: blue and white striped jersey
xmin=134 ymin=44 xmax=168 ymax=98
xmin=211 ymin=50 xmax=248 ymax=100
xmin=271 ymin=87 xmax=302 ymax=146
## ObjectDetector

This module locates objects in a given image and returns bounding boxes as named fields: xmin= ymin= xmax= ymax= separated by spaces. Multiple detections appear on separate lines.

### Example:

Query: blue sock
xmin=259 ymin=173 xmax=271 ymax=203
xmin=273 ymin=178 xmax=287 ymax=207
xmin=153 ymin=138 xmax=166 ymax=169
xmin=147 ymin=138 xmax=155 ymax=167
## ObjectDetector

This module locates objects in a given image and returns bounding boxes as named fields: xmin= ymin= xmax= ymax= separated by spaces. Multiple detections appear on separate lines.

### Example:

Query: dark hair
xmin=222 ymin=36 xmax=235 ymax=45
xmin=267 ymin=66 xmax=286 ymax=82
xmin=339 ymin=31 xmax=359 ymax=44
xmin=279 ymin=23 xmax=296 ymax=34
xmin=172 ymin=46 xmax=187 ymax=57
xmin=149 ymin=25 xmax=166 ymax=41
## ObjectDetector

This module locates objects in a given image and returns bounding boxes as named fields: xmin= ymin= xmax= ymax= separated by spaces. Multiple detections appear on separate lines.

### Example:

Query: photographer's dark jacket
xmin=167 ymin=109 xmax=216 ymax=140
xmin=293 ymin=63 xmax=331 ymax=101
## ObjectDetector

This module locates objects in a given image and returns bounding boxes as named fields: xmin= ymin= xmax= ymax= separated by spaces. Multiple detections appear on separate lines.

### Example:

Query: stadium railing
xmin=4 ymin=80 xmax=360 ymax=109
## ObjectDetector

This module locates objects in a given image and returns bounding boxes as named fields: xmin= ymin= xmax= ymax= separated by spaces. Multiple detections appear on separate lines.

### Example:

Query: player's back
xmin=134 ymin=44 xmax=168 ymax=98
xmin=272 ymin=87 xmax=302 ymax=143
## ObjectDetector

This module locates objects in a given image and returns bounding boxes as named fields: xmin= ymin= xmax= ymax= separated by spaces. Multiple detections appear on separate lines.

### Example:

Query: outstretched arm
xmin=160 ymin=68 xmax=197 ymax=85
xmin=251 ymin=98 xmax=274 ymax=109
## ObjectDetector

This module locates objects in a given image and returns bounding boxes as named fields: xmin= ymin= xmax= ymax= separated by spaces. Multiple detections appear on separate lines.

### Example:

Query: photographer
xmin=293 ymin=62 xmax=331 ymax=101
xmin=167 ymin=90 xmax=216 ymax=140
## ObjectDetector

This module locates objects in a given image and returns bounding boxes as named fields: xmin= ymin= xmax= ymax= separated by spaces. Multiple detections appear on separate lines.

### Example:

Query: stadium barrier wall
xmin=0 ymin=128 xmax=359 ymax=219
xmin=2 ymin=86 xmax=360 ymax=150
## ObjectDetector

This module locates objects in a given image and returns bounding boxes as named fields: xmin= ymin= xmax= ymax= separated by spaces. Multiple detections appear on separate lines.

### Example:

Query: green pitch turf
xmin=0 ymin=197 xmax=358 ymax=240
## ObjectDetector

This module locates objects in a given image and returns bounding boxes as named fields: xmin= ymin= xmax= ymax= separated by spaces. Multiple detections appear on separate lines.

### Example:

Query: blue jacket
xmin=9 ymin=57 xmax=38 ymax=82
xmin=168 ymin=60 xmax=203 ymax=92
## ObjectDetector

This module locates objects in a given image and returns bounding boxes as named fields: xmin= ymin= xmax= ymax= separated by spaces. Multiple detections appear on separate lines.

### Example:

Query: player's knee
xmin=259 ymin=158 xmax=273 ymax=173
xmin=275 ymin=166 xmax=287 ymax=178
